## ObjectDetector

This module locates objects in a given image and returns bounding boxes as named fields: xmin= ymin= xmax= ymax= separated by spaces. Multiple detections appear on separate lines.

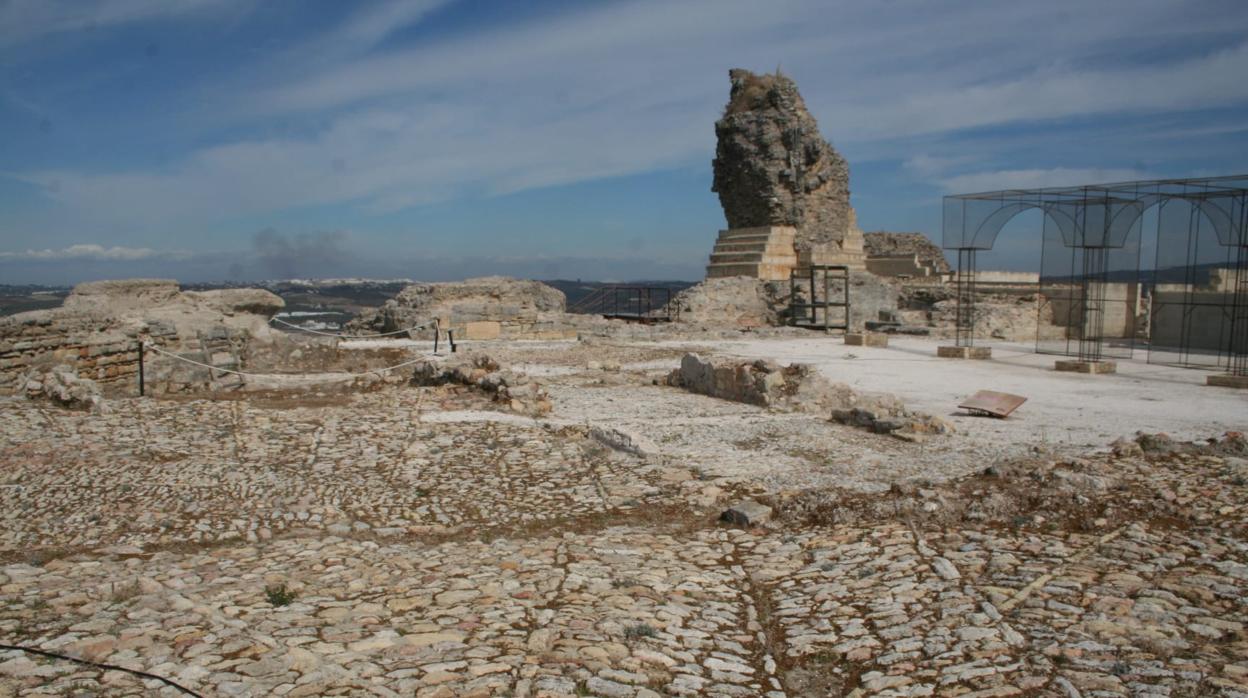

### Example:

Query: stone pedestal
xmin=705 ymin=226 xmax=797 ymax=281
xmin=845 ymin=333 xmax=888 ymax=347
xmin=1054 ymin=360 xmax=1117 ymax=374
xmin=1207 ymin=373 xmax=1248 ymax=389
xmin=937 ymin=345 xmax=992 ymax=359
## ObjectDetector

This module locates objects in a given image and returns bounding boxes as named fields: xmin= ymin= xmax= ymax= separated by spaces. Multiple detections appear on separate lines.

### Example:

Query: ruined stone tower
xmin=706 ymin=69 xmax=865 ymax=280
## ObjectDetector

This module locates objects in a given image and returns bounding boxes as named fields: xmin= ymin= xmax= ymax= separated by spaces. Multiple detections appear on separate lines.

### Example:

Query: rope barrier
xmin=142 ymin=343 xmax=437 ymax=379
xmin=269 ymin=316 xmax=436 ymax=338
xmin=0 ymin=642 xmax=202 ymax=696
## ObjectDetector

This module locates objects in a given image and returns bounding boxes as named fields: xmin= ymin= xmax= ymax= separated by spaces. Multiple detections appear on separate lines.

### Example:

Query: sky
xmin=2 ymin=0 xmax=1248 ymax=284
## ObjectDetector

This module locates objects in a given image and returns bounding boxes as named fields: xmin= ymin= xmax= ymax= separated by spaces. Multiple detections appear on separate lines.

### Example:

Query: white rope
xmin=142 ymin=343 xmax=437 ymax=379
xmin=269 ymin=316 xmax=436 ymax=339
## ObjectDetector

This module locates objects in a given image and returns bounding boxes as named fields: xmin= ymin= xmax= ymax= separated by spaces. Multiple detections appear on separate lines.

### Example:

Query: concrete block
xmin=1054 ymin=360 xmax=1117 ymax=374
xmin=463 ymin=321 xmax=502 ymax=340
xmin=937 ymin=345 xmax=992 ymax=360
xmin=1207 ymin=373 xmax=1248 ymax=389
xmin=720 ymin=500 xmax=772 ymax=527
xmin=845 ymin=333 xmax=888 ymax=348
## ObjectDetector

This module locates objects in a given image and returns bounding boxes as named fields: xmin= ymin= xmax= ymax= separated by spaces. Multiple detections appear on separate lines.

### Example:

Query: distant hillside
xmin=0 ymin=285 xmax=71 ymax=317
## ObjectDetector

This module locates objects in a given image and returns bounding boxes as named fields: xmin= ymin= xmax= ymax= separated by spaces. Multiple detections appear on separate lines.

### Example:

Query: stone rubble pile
xmin=22 ymin=364 xmax=105 ymax=412
xmin=412 ymin=354 xmax=553 ymax=417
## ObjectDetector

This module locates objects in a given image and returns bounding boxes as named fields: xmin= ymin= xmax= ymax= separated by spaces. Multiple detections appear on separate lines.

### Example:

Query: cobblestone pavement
xmin=0 ymin=388 xmax=676 ymax=555
xmin=1 ymin=342 xmax=1247 ymax=696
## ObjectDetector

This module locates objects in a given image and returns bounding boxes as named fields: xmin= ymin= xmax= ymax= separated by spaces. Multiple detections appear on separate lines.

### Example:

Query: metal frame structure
xmin=601 ymin=286 xmax=674 ymax=323
xmin=789 ymin=265 xmax=850 ymax=331
xmin=953 ymin=249 xmax=977 ymax=347
xmin=565 ymin=286 xmax=675 ymax=322
xmin=943 ymin=175 xmax=1248 ymax=374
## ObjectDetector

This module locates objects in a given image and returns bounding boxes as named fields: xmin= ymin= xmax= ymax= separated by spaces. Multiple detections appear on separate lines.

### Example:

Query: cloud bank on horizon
xmin=2 ymin=0 xmax=1247 ymax=283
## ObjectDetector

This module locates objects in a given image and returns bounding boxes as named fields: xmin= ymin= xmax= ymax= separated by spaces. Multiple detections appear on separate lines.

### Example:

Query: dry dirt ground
xmin=1 ymin=334 xmax=1247 ymax=697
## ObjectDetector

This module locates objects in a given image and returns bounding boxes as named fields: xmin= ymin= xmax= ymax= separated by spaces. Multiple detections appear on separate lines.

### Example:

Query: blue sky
xmin=2 ymin=0 xmax=1248 ymax=284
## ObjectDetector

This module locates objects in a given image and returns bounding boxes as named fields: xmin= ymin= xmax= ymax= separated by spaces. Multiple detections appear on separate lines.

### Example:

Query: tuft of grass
xmin=109 ymin=580 xmax=141 ymax=603
xmin=623 ymin=623 xmax=658 ymax=641
xmin=264 ymin=583 xmax=297 ymax=607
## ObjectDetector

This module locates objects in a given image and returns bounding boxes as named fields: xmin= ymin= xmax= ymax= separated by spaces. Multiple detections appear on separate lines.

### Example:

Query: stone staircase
xmin=705 ymin=226 xmax=798 ymax=281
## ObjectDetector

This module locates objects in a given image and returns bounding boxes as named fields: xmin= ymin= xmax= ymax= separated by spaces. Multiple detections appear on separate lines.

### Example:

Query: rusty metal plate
xmin=958 ymin=390 xmax=1027 ymax=419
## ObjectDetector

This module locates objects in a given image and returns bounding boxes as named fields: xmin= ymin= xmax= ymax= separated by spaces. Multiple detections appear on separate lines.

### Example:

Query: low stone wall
xmin=666 ymin=353 xmax=952 ymax=440
xmin=1 ymin=313 xmax=146 ymax=393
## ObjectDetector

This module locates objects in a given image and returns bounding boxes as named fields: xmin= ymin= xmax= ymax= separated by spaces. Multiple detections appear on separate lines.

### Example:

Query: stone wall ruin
xmin=709 ymin=69 xmax=866 ymax=276
xmin=0 ymin=279 xmax=285 ymax=397
xmin=351 ymin=276 xmax=579 ymax=341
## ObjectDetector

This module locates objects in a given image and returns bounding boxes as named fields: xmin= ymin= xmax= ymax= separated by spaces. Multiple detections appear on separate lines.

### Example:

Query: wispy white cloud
xmin=7 ymin=0 xmax=1248 ymax=238
xmin=0 ymin=243 xmax=190 ymax=261
xmin=936 ymin=168 xmax=1151 ymax=194
xmin=333 ymin=0 xmax=453 ymax=51
xmin=0 ymin=0 xmax=249 ymax=47
xmin=833 ymin=41 xmax=1248 ymax=141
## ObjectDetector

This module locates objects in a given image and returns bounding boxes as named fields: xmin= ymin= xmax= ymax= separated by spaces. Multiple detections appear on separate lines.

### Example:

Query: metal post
xmin=845 ymin=267 xmax=851 ymax=332
xmin=137 ymin=341 xmax=145 ymax=397
xmin=1231 ymin=241 xmax=1248 ymax=376
xmin=434 ymin=320 xmax=440 ymax=354
xmin=823 ymin=268 xmax=829 ymax=332
xmin=955 ymin=249 xmax=977 ymax=347
xmin=809 ymin=267 xmax=817 ymax=324
xmin=448 ymin=329 xmax=456 ymax=353
xmin=789 ymin=271 xmax=796 ymax=326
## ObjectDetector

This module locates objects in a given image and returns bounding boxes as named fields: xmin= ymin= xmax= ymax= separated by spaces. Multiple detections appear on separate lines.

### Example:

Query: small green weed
xmin=264 ymin=583 xmax=297 ymax=606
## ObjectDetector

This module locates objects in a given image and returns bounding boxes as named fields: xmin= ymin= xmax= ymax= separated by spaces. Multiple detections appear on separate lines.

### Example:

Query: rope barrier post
xmin=434 ymin=319 xmax=440 ymax=354
xmin=137 ymin=341 xmax=145 ymax=397
xmin=448 ymin=329 xmax=456 ymax=353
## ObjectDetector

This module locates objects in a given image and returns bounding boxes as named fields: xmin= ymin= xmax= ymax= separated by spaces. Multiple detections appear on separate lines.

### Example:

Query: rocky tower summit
xmin=707 ymin=69 xmax=865 ymax=279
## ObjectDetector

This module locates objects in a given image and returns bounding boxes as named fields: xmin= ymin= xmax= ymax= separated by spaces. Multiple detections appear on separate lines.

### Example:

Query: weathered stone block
xmin=720 ymin=500 xmax=772 ymax=527
xmin=1207 ymin=373 xmax=1248 ymax=389
xmin=845 ymin=333 xmax=888 ymax=347
xmin=937 ymin=345 xmax=992 ymax=359
xmin=1054 ymin=360 xmax=1117 ymax=374
xmin=463 ymin=321 xmax=502 ymax=340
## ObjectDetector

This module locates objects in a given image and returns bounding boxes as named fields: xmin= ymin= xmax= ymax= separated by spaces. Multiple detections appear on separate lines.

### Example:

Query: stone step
xmin=715 ymin=233 xmax=774 ymax=244
xmin=709 ymin=252 xmax=766 ymax=264
xmin=717 ymin=226 xmax=795 ymax=241
xmin=706 ymin=262 xmax=767 ymax=278
xmin=711 ymin=241 xmax=770 ymax=253
xmin=711 ymin=250 xmax=798 ymax=264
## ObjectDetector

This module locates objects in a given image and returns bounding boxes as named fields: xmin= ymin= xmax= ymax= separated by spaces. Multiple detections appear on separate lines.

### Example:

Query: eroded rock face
xmin=669 ymin=277 xmax=786 ymax=327
xmin=61 ymin=279 xmax=181 ymax=313
xmin=712 ymin=69 xmax=851 ymax=253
